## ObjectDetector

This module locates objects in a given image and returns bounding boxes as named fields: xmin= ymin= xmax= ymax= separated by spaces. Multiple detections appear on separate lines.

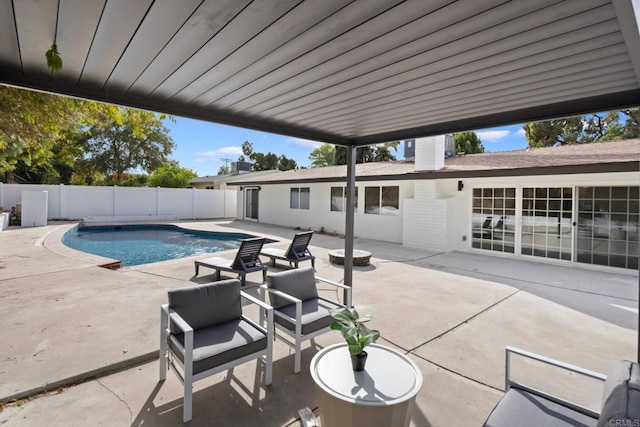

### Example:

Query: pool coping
xmin=42 ymin=221 xmax=264 ymax=272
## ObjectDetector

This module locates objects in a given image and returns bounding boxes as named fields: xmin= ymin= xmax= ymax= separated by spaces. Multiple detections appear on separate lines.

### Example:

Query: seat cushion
xmin=170 ymin=318 xmax=267 ymax=375
xmin=597 ymin=361 xmax=640 ymax=427
xmin=266 ymin=266 xmax=317 ymax=309
xmin=483 ymin=388 xmax=597 ymax=427
xmin=275 ymin=298 xmax=339 ymax=335
xmin=168 ymin=279 xmax=241 ymax=331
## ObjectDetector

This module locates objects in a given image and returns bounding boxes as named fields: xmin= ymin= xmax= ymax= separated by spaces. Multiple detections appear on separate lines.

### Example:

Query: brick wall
xmin=402 ymin=181 xmax=453 ymax=251
xmin=414 ymin=135 xmax=445 ymax=171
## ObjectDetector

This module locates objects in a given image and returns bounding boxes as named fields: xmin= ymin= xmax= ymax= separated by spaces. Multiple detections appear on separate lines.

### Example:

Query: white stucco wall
xmin=403 ymin=171 xmax=640 ymax=254
xmin=237 ymin=181 xmax=413 ymax=243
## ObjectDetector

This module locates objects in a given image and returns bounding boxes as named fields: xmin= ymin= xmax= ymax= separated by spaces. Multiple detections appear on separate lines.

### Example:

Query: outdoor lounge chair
xmin=483 ymin=346 xmax=640 ymax=426
xmin=260 ymin=230 xmax=315 ymax=269
xmin=259 ymin=266 xmax=351 ymax=373
xmin=159 ymin=279 xmax=273 ymax=423
xmin=194 ymin=237 xmax=267 ymax=286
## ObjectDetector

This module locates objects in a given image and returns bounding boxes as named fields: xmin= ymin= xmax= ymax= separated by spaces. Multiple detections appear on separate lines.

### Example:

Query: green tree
xmin=621 ymin=109 xmax=640 ymax=139
xmin=277 ymin=155 xmax=297 ymax=171
xmin=524 ymin=117 xmax=585 ymax=147
xmin=78 ymin=106 xmax=175 ymax=183
xmin=120 ymin=173 xmax=149 ymax=187
xmin=309 ymin=143 xmax=336 ymax=167
xmin=147 ymin=163 xmax=196 ymax=188
xmin=217 ymin=165 xmax=230 ymax=175
xmin=452 ymin=132 xmax=484 ymax=154
xmin=335 ymin=145 xmax=375 ymax=165
xmin=373 ymin=141 xmax=400 ymax=161
xmin=524 ymin=110 xmax=640 ymax=147
xmin=334 ymin=141 xmax=399 ymax=165
xmin=238 ymin=140 xmax=297 ymax=171
xmin=0 ymin=85 xmax=98 ymax=181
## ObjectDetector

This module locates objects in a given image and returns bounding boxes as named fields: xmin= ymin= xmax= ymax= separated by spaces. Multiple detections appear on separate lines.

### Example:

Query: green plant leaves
xmin=46 ymin=44 xmax=63 ymax=72
xmin=329 ymin=306 xmax=380 ymax=355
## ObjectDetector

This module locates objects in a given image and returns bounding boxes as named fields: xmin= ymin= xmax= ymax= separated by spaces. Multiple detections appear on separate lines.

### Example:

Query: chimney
xmin=414 ymin=135 xmax=446 ymax=171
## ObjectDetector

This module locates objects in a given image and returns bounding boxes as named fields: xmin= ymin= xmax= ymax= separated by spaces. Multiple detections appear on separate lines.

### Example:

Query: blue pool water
xmin=62 ymin=224 xmax=273 ymax=267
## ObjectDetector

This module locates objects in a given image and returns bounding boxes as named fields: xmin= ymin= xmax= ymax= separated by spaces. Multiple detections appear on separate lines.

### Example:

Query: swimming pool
xmin=62 ymin=224 xmax=273 ymax=267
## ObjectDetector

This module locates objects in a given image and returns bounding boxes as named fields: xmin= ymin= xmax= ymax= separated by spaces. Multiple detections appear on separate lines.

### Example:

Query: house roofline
xmin=227 ymin=161 xmax=639 ymax=186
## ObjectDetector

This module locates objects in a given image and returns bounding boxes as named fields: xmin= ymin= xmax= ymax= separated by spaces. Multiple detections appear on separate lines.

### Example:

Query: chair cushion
xmin=170 ymin=318 xmax=267 ymax=375
xmin=168 ymin=279 xmax=241 ymax=331
xmin=597 ymin=360 xmax=640 ymax=427
xmin=483 ymin=387 xmax=597 ymax=427
xmin=275 ymin=298 xmax=339 ymax=335
xmin=266 ymin=266 xmax=317 ymax=309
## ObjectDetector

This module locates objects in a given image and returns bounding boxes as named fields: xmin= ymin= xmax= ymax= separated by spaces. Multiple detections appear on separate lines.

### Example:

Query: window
xmin=472 ymin=187 xmax=516 ymax=253
xmin=290 ymin=187 xmax=310 ymax=209
xmin=330 ymin=186 xmax=358 ymax=212
xmin=521 ymin=187 xmax=572 ymax=260
xmin=364 ymin=186 xmax=399 ymax=216
xmin=577 ymin=186 xmax=638 ymax=269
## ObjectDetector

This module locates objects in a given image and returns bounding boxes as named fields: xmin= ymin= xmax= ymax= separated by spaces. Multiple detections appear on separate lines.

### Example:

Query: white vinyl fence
xmin=0 ymin=183 xmax=236 ymax=220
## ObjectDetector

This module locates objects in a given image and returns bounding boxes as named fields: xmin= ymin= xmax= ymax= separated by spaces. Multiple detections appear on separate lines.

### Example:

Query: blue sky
xmin=165 ymin=117 xmax=529 ymax=177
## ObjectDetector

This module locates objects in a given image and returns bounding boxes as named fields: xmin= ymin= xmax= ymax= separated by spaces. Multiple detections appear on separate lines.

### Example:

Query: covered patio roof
xmin=1 ymin=0 xmax=639 ymax=146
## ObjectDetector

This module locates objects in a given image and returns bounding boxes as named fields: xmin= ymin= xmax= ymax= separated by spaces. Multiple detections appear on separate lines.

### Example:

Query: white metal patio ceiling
xmin=0 ymin=0 xmax=639 ymax=146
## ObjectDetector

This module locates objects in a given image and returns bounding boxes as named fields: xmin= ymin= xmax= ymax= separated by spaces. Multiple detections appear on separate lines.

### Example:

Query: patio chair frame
xmin=260 ymin=275 xmax=351 ymax=373
xmin=260 ymin=231 xmax=316 ymax=269
xmin=194 ymin=237 xmax=267 ymax=286
xmin=159 ymin=290 xmax=274 ymax=423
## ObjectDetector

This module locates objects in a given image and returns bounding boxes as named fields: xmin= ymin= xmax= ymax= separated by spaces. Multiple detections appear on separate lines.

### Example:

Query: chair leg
xmin=159 ymin=307 xmax=167 ymax=381
xmin=215 ymin=269 xmax=221 ymax=281
xmin=240 ymin=274 xmax=246 ymax=286
xmin=311 ymin=256 xmax=315 ymax=269
xmin=294 ymin=340 xmax=302 ymax=374
xmin=183 ymin=379 xmax=193 ymax=423
xmin=262 ymin=269 xmax=267 ymax=283
xmin=194 ymin=264 xmax=199 ymax=276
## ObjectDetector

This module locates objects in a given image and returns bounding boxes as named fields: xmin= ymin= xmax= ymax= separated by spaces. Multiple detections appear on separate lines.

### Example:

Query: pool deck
xmin=0 ymin=219 xmax=637 ymax=426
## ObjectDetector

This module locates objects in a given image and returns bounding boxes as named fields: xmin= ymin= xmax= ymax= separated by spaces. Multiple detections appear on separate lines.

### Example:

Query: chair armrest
xmin=316 ymin=276 xmax=351 ymax=289
xmin=241 ymin=291 xmax=274 ymax=340
xmin=506 ymin=346 xmax=607 ymax=388
xmin=505 ymin=346 xmax=607 ymax=418
xmin=260 ymin=286 xmax=303 ymax=304
xmin=167 ymin=309 xmax=194 ymax=335
xmin=241 ymin=290 xmax=273 ymax=310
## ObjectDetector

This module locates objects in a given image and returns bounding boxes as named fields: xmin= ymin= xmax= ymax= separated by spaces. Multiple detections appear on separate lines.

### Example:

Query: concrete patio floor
xmin=0 ymin=220 xmax=637 ymax=426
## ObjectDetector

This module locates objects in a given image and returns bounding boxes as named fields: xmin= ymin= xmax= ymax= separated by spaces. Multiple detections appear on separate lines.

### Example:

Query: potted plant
xmin=329 ymin=307 xmax=380 ymax=371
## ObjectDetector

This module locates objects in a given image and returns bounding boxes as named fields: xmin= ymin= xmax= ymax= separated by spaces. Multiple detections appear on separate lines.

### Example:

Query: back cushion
xmin=168 ymin=279 xmax=242 ymax=330
xmin=266 ymin=266 xmax=318 ymax=309
xmin=597 ymin=360 xmax=640 ymax=427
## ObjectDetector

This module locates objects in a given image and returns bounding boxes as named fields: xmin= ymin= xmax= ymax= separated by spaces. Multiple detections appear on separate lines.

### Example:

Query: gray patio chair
xmin=260 ymin=231 xmax=315 ymax=269
xmin=483 ymin=346 xmax=640 ymax=426
xmin=159 ymin=279 xmax=273 ymax=423
xmin=259 ymin=266 xmax=351 ymax=373
xmin=194 ymin=237 xmax=267 ymax=286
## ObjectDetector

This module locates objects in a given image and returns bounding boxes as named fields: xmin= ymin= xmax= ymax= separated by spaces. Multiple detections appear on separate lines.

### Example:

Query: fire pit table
xmin=328 ymin=249 xmax=372 ymax=266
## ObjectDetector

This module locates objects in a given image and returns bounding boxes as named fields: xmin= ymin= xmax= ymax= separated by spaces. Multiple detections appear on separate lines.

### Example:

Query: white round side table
xmin=310 ymin=343 xmax=423 ymax=427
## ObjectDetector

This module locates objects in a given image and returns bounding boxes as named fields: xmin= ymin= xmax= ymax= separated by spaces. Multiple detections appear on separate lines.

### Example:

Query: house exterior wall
xmin=403 ymin=171 xmax=639 ymax=256
xmin=237 ymin=181 xmax=413 ymax=243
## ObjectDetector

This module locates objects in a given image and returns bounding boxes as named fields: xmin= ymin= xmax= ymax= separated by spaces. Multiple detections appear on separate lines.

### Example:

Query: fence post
xmin=192 ymin=188 xmax=196 ymax=220
xmin=59 ymin=184 xmax=64 ymax=219
xmin=113 ymin=185 xmax=117 ymax=216
xmin=156 ymin=186 xmax=160 ymax=215
xmin=0 ymin=182 xmax=3 ymax=210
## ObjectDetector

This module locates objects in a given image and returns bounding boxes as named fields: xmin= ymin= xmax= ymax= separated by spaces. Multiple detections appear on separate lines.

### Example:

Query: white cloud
xmin=516 ymin=128 xmax=526 ymax=136
xmin=287 ymin=137 xmax=323 ymax=149
xmin=195 ymin=146 xmax=243 ymax=158
xmin=476 ymin=130 xmax=510 ymax=142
